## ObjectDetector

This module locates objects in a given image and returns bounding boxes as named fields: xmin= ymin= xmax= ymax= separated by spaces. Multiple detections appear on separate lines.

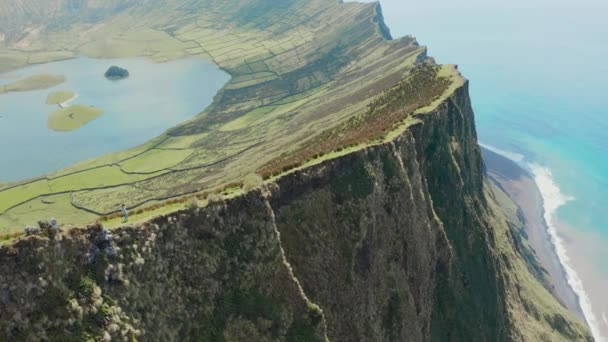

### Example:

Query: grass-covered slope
xmin=48 ymin=105 xmax=103 ymax=131
xmin=0 ymin=1 xmax=594 ymax=340
xmin=0 ymin=77 xmax=592 ymax=341
xmin=46 ymin=90 xmax=75 ymax=104
xmin=0 ymin=0 xmax=430 ymax=232
xmin=0 ymin=73 xmax=65 ymax=94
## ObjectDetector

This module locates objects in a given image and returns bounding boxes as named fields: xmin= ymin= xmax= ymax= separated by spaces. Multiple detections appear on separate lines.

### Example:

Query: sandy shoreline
xmin=555 ymin=220 xmax=608 ymax=341
xmin=482 ymin=148 xmax=586 ymax=321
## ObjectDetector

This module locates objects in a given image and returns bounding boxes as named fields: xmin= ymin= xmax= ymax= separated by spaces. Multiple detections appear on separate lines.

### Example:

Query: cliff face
xmin=0 ymin=83 xmax=592 ymax=341
xmin=268 ymin=83 xmax=506 ymax=341
xmin=0 ymin=197 xmax=327 ymax=341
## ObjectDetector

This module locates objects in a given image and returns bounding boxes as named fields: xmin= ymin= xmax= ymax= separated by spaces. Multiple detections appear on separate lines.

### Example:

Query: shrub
xmin=207 ymin=193 xmax=221 ymax=204
xmin=243 ymin=173 xmax=263 ymax=191
xmin=0 ymin=231 xmax=24 ymax=241
xmin=222 ymin=182 xmax=244 ymax=193
xmin=185 ymin=197 xmax=199 ymax=209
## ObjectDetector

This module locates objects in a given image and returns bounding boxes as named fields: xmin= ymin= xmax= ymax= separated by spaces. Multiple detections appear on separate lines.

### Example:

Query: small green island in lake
xmin=48 ymin=105 xmax=103 ymax=131
xmin=104 ymin=66 xmax=129 ymax=80
xmin=0 ymin=74 xmax=65 ymax=95
xmin=46 ymin=90 xmax=75 ymax=105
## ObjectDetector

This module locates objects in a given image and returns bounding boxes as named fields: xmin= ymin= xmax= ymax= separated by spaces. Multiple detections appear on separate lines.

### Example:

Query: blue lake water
xmin=362 ymin=0 xmax=608 ymax=339
xmin=0 ymin=57 xmax=229 ymax=181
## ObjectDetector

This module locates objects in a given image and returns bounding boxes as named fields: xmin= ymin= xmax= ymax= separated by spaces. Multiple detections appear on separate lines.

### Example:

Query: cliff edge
xmin=0 ymin=0 xmax=594 ymax=340
xmin=0 ymin=80 xmax=592 ymax=341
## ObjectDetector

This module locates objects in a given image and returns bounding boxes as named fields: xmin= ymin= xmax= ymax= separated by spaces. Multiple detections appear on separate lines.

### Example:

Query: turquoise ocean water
xmin=361 ymin=0 xmax=608 ymax=339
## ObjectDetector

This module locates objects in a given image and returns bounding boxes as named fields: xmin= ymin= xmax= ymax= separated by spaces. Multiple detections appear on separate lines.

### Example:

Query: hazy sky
xmin=356 ymin=0 xmax=608 ymax=60
xmin=352 ymin=0 xmax=608 ymax=101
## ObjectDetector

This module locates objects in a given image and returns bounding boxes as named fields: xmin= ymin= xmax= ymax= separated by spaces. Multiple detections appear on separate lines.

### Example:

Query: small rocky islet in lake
xmin=104 ymin=66 xmax=130 ymax=80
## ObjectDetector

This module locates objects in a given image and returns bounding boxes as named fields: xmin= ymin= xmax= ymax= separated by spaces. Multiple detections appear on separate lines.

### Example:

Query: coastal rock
xmin=104 ymin=66 xmax=129 ymax=80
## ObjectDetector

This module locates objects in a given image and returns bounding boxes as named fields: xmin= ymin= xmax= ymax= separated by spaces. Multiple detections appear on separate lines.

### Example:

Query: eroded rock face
xmin=0 ymin=84 xmax=592 ymax=341
xmin=0 ymin=200 xmax=325 ymax=341
xmin=104 ymin=66 xmax=129 ymax=80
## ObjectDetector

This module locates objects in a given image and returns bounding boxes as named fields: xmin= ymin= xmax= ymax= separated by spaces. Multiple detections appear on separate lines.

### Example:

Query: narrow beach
xmin=482 ymin=148 xmax=586 ymax=321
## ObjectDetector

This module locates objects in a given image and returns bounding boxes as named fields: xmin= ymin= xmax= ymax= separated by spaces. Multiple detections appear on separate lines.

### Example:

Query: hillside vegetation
xmin=0 ymin=1 xmax=593 ymax=341
xmin=0 ymin=0 xmax=430 ymax=231
xmin=0 ymin=74 xmax=65 ymax=94
xmin=0 ymin=77 xmax=592 ymax=342
xmin=46 ymin=90 xmax=75 ymax=104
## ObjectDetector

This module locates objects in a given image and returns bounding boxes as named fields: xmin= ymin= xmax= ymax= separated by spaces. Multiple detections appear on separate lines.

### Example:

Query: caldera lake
xmin=0 ymin=57 xmax=229 ymax=182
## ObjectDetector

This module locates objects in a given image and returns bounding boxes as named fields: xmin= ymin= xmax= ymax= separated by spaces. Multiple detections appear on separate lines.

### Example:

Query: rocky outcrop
xmin=0 ymin=82 xmax=592 ymax=341
xmin=104 ymin=66 xmax=129 ymax=80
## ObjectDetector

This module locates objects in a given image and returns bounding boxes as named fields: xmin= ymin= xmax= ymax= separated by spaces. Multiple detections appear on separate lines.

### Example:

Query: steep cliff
xmin=0 ymin=1 xmax=594 ymax=339
xmin=0 ymin=81 xmax=592 ymax=341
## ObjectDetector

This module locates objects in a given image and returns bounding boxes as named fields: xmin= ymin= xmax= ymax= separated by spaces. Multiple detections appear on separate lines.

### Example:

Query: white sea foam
xmin=479 ymin=142 xmax=525 ymax=163
xmin=483 ymin=142 xmax=604 ymax=341
xmin=603 ymin=313 xmax=608 ymax=327
xmin=528 ymin=164 xmax=604 ymax=341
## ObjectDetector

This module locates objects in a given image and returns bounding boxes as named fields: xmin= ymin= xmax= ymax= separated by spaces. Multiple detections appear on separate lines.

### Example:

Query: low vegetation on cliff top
xmin=259 ymin=63 xmax=451 ymax=178
xmin=0 ymin=0 xmax=460 ymax=235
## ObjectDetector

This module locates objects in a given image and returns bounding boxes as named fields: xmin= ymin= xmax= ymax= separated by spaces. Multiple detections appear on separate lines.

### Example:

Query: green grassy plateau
xmin=0 ymin=74 xmax=65 ymax=94
xmin=46 ymin=90 xmax=74 ymax=104
xmin=47 ymin=105 xmax=103 ymax=131
xmin=0 ymin=49 xmax=74 ymax=73
xmin=0 ymin=1 xmax=594 ymax=341
xmin=0 ymin=0 xmax=443 ymax=233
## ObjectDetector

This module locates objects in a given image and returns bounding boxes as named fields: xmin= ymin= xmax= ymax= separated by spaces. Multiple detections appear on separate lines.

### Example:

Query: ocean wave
xmin=479 ymin=142 xmax=525 ymax=163
xmin=530 ymin=164 xmax=605 ymax=341
xmin=483 ymin=142 xmax=604 ymax=341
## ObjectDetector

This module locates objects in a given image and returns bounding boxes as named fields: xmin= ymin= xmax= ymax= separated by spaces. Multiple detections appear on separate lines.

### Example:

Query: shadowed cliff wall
xmin=0 ymin=83 xmax=592 ymax=341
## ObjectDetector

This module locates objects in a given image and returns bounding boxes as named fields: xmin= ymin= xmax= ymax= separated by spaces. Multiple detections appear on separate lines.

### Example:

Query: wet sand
xmin=482 ymin=148 xmax=586 ymax=321
xmin=556 ymin=221 xmax=608 ymax=340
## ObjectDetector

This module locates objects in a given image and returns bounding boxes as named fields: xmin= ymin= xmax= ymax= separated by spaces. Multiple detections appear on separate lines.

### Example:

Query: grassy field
xmin=0 ymin=3 xmax=594 ymax=340
xmin=0 ymin=50 xmax=75 ymax=73
xmin=46 ymin=90 xmax=74 ymax=104
xmin=0 ymin=74 xmax=65 ymax=94
xmin=47 ymin=105 xmax=103 ymax=131
xmin=0 ymin=0 xmax=457 ymax=235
